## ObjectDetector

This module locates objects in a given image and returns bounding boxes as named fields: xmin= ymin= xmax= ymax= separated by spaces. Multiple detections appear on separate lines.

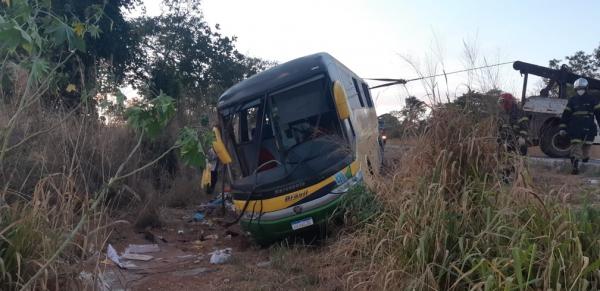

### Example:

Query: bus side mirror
xmin=212 ymin=127 xmax=232 ymax=164
xmin=333 ymin=81 xmax=351 ymax=120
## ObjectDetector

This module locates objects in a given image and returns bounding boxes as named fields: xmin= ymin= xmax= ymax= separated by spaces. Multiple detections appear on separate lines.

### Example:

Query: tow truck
xmin=513 ymin=61 xmax=600 ymax=158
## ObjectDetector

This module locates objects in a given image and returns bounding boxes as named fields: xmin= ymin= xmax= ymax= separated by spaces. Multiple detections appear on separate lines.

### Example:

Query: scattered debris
xmin=205 ymin=234 xmax=218 ymax=240
xmin=107 ymin=244 xmax=125 ymax=269
xmin=209 ymin=248 xmax=232 ymax=264
xmin=588 ymin=179 xmax=599 ymax=185
xmin=192 ymin=211 xmax=205 ymax=222
xmin=199 ymin=199 xmax=220 ymax=211
xmin=199 ymin=196 xmax=234 ymax=211
xmin=256 ymin=261 xmax=271 ymax=268
xmin=177 ymin=229 xmax=184 ymax=235
xmin=223 ymin=278 xmax=231 ymax=284
xmin=121 ymin=253 xmax=154 ymax=261
xmin=124 ymin=244 xmax=161 ymax=254
xmin=225 ymin=234 xmax=232 ymax=240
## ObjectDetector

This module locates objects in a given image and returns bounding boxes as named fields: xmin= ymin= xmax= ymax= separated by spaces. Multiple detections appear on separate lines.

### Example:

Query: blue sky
xmin=142 ymin=0 xmax=600 ymax=113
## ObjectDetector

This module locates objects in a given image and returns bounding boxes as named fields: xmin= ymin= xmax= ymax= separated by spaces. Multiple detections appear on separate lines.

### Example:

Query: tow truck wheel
xmin=539 ymin=123 xmax=571 ymax=158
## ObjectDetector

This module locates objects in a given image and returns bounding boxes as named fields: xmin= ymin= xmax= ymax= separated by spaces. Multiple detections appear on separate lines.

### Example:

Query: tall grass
xmin=0 ymin=176 xmax=109 ymax=290
xmin=332 ymin=106 xmax=600 ymax=290
xmin=0 ymin=102 xmax=201 ymax=289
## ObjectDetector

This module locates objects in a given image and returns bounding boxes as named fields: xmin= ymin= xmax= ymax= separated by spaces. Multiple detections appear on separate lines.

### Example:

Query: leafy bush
xmin=334 ymin=185 xmax=381 ymax=227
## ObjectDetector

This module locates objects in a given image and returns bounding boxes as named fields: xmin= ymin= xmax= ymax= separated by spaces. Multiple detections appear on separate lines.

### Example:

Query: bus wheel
xmin=539 ymin=123 xmax=570 ymax=158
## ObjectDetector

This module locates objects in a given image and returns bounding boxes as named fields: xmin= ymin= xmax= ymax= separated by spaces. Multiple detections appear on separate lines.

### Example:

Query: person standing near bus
xmin=497 ymin=93 xmax=529 ymax=156
xmin=559 ymin=78 xmax=600 ymax=174
xmin=205 ymin=148 xmax=220 ymax=194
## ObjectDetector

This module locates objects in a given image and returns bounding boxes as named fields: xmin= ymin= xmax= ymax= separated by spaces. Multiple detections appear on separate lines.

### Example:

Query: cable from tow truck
xmin=367 ymin=61 xmax=514 ymax=89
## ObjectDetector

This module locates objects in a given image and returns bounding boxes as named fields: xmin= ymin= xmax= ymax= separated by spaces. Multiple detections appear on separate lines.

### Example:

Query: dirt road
xmin=91 ymin=204 xmax=335 ymax=291
xmin=528 ymin=145 xmax=600 ymax=159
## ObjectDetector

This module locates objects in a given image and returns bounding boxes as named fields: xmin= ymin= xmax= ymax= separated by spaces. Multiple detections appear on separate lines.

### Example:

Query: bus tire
xmin=539 ymin=123 xmax=570 ymax=158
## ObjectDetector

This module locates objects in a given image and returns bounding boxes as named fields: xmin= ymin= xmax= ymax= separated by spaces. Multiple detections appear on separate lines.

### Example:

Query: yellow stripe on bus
xmin=233 ymin=161 xmax=360 ymax=214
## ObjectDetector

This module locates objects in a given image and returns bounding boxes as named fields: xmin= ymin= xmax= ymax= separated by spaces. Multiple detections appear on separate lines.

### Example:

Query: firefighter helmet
xmin=574 ymin=78 xmax=588 ymax=90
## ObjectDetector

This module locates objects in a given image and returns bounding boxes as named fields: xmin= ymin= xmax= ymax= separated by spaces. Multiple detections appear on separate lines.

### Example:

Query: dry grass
xmin=0 ymin=103 xmax=201 ymax=289
xmin=320 ymin=106 xmax=600 ymax=290
xmin=0 ymin=175 xmax=109 ymax=290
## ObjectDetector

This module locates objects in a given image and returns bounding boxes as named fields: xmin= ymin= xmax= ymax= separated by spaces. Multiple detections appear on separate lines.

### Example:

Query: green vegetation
xmin=334 ymin=185 xmax=381 ymax=227
xmin=0 ymin=0 xmax=267 ymax=289
xmin=2 ymin=1 xmax=600 ymax=290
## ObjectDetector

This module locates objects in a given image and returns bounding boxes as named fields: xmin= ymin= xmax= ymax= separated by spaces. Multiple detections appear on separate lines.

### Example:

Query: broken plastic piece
xmin=193 ymin=211 xmax=205 ymax=222
xmin=106 ymin=244 xmax=125 ymax=268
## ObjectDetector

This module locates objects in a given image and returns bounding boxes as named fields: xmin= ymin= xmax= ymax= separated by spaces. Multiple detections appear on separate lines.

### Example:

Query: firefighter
xmin=497 ymin=93 xmax=529 ymax=156
xmin=559 ymin=78 xmax=600 ymax=174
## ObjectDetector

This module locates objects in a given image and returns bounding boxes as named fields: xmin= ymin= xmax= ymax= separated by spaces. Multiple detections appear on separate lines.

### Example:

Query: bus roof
xmin=217 ymin=52 xmax=337 ymax=109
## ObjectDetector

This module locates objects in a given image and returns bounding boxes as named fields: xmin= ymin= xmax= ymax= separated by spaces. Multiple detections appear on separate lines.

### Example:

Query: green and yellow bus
xmin=212 ymin=53 xmax=382 ymax=244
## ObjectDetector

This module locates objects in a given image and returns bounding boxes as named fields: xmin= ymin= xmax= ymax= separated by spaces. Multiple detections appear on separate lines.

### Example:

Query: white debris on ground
xmin=209 ymin=248 xmax=233 ymax=264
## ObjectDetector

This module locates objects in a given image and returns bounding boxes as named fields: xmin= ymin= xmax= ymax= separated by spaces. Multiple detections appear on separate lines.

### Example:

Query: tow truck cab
xmin=513 ymin=61 xmax=600 ymax=158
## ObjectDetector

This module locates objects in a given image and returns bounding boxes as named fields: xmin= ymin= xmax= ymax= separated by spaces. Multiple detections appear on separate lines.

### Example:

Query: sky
xmin=140 ymin=0 xmax=600 ymax=114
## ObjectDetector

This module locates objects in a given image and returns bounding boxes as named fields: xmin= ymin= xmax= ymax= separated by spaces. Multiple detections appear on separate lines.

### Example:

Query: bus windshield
xmin=270 ymin=76 xmax=343 ymax=158
xmin=221 ymin=75 xmax=349 ymax=186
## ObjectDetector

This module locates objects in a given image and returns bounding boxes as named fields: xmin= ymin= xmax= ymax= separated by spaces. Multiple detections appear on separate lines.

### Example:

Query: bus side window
xmin=362 ymin=83 xmax=374 ymax=108
xmin=352 ymin=78 xmax=365 ymax=107
xmin=233 ymin=106 xmax=259 ymax=144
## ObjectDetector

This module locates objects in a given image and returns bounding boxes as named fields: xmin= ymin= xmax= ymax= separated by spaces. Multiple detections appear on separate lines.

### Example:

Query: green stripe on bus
xmin=573 ymin=111 xmax=591 ymax=116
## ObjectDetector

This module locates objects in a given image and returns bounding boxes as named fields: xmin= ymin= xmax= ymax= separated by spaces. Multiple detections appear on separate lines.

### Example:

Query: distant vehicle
xmin=513 ymin=61 xmax=600 ymax=158
xmin=212 ymin=53 xmax=382 ymax=244
xmin=378 ymin=118 xmax=387 ymax=146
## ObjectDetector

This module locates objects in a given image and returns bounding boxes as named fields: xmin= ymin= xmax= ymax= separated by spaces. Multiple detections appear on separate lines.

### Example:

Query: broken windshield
xmin=221 ymin=75 xmax=348 ymax=180
xmin=270 ymin=75 xmax=344 ymax=158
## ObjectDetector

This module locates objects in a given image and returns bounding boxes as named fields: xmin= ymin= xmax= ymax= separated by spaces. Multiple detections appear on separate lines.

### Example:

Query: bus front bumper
xmin=240 ymin=194 xmax=344 ymax=245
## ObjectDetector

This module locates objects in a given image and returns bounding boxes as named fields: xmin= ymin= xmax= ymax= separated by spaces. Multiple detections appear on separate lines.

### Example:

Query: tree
xmin=50 ymin=0 xmax=140 ymax=85
xmin=451 ymin=89 xmax=501 ymax=120
xmin=565 ymin=51 xmax=597 ymax=77
xmin=400 ymin=96 xmax=426 ymax=124
xmin=38 ymin=0 xmax=140 ymax=109
xmin=378 ymin=113 xmax=402 ymax=138
xmin=594 ymin=45 xmax=600 ymax=69
xmin=548 ymin=45 xmax=600 ymax=78
xmin=130 ymin=0 xmax=273 ymax=109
